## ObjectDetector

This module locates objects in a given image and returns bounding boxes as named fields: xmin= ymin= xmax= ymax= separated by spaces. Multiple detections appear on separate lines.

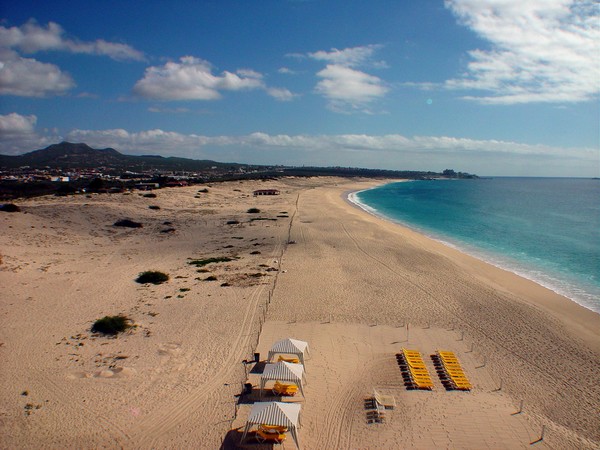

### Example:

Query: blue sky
xmin=0 ymin=0 xmax=598 ymax=176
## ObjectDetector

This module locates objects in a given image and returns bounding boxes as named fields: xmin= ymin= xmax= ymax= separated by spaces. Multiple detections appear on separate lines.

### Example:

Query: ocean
xmin=350 ymin=178 xmax=600 ymax=314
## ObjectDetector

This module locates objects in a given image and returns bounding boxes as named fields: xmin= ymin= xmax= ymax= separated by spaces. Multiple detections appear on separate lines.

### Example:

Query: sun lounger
xmin=400 ymin=348 xmax=434 ymax=390
xmin=273 ymin=381 xmax=298 ymax=396
xmin=373 ymin=389 xmax=396 ymax=409
xmin=256 ymin=427 xmax=286 ymax=444
xmin=436 ymin=350 xmax=471 ymax=390
xmin=277 ymin=355 xmax=300 ymax=364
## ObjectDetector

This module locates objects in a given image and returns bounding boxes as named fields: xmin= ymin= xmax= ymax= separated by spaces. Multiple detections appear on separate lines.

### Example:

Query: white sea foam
xmin=347 ymin=188 xmax=600 ymax=314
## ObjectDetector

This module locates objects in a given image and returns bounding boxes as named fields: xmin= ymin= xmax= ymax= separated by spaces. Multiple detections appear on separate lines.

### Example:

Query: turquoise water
xmin=350 ymin=178 xmax=600 ymax=313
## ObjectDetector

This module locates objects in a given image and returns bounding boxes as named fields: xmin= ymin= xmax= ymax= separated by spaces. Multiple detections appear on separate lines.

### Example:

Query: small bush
xmin=0 ymin=203 xmax=20 ymax=212
xmin=114 ymin=219 xmax=143 ymax=228
xmin=136 ymin=271 xmax=169 ymax=284
xmin=149 ymin=205 xmax=160 ymax=210
xmin=143 ymin=193 xmax=157 ymax=198
xmin=247 ymin=208 xmax=261 ymax=214
xmin=188 ymin=257 xmax=235 ymax=267
xmin=198 ymin=188 xmax=209 ymax=193
xmin=91 ymin=315 xmax=131 ymax=335
xmin=205 ymin=275 xmax=217 ymax=281
xmin=161 ymin=228 xmax=176 ymax=233
xmin=226 ymin=220 xmax=240 ymax=225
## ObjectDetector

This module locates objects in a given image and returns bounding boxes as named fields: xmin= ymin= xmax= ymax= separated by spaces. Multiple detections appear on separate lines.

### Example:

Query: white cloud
xmin=0 ymin=20 xmax=144 ymax=97
xmin=62 ymin=127 xmax=596 ymax=167
xmin=0 ymin=20 xmax=145 ymax=61
xmin=444 ymin=0 xmax=600 ymax=104
xmin=302 ymin=45 xmax=389 ymax=113
xmin=308 ymin=44 xmax=384 ymax=67
xmin=0 ymin=112 xmax=37 ymax=133
xmin=278 ymin=67 xmax=296 ymax=75
xmin=315 ymin=64 xmax=388 ymax=112
xmin=133 ymin=56 xmax=264 ymax=100
xmin=266 ymin=87 xmax=296 ymax=101
xmin=134 ymin=56 xmax=296 ymax=102
xmin=0 ymin=112 xmax=60 ymax=154
xmin=0 ymin=49 xmax=75 ymax=97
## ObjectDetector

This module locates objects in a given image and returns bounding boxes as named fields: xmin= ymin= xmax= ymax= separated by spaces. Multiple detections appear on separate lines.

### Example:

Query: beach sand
xmin=1 ymin=177 xmax=598 ymax=449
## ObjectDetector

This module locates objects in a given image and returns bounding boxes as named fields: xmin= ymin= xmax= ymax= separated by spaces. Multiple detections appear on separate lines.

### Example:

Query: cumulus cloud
xmin=0 ymin=112 xmax=60 ymax=154
xmin=0 ymin=20 xmax=145 ymax=97
xmin=315 ymin=64 xmax=388 ymax=112
xmin=0 ymin=20 xmax=145 ymax=61
xmin=0 ymin=49 xmax=75 ymax=97
xmin=133 ymin=56 xmax=296 ymax=102
xmin=266 ymin=87 xmax=297 ymax=101
xmin=444 ymin=0 xmax=600 ymax=104
xmin=302 ymin=45 xmax=389 ymax=113
xmin=308 ymin=44 xmax=384 ymax=67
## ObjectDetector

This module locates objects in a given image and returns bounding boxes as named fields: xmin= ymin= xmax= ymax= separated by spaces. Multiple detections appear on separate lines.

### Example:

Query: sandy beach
xmin=1 ymin=177 xmax=598 ymax=449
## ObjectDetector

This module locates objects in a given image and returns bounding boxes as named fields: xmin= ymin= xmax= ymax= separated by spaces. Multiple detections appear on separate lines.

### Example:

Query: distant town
xmin=0 ymin=142 xmax=477 ymax=200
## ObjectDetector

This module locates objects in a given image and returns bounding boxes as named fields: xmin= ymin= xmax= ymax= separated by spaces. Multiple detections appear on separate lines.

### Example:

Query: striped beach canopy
xmin=267 ymin=338 xmax=310 ymax=366
xmin=241 ymin=401 xmax=301 ymax=448
xmin=260 ymin=361 xmax=306 ymax=397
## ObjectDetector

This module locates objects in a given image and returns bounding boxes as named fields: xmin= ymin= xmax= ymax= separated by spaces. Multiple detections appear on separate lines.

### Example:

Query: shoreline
xmin=348 ymin=180 xmax=600 ymax=316
xmin=1 ymin=176 xmax=598 ymax=449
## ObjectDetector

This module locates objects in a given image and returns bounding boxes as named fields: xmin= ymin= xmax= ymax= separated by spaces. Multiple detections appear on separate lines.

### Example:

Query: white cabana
xmin=241 ymin=401 xmax=301 ymax=448
xmin=260 ymin=361 xmax=306 ymax=397
xmin=267 ymin=338 xmax=310 ymax=366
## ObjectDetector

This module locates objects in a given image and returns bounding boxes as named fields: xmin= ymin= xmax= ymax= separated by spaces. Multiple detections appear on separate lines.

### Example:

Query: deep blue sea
xmin=350 ymin=178 xmax=600 ymax=313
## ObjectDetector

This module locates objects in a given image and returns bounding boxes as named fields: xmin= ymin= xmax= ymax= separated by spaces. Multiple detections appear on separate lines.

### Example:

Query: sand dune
xmin=1 ymin=177 xmax=598 ymax=449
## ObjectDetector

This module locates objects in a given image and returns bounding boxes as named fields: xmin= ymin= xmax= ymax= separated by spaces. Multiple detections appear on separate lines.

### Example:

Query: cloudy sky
xmin=0 ymin=0 xmax=598 ymax=176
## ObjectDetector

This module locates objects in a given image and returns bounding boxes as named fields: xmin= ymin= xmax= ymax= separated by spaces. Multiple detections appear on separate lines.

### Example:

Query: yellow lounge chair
xmin=277 ymin=355 xmax=300 ymax=364
xmin=256 ymin=427 xmax=286 ymax=444
xmin=273 ymin=381 xmax=298 ymax=396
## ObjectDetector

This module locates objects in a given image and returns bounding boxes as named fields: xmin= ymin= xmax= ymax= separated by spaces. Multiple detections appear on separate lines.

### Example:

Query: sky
xmin=0 ymin=0 xmax=598 ymax=177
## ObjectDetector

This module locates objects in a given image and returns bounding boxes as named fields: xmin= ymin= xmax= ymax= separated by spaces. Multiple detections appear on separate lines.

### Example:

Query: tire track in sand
xmin=129 ymin=238 xmax=287 ymax=447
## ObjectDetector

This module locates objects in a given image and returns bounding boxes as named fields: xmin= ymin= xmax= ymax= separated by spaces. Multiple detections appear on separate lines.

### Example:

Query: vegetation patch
xmin=188 ymin=257 xmax=236 ymax=267
xmin=136 ymin=271 xmax=169 ymax=284
xmin=143 ymin=193 xmax=157 ymax=198
xmin=149 ymin=205 xmax=160 ymax=210
xmin=91 ymin=315 xmax=132 ymax=335
xmin=161 ymin=228 xmax=176 ymax=233
xmin=114 ymin=219 xmax=143 ymax=228
xmin=249 ymin=217 xmax=277 ymax=222
xmin=247 ymin=208 xmax=261 ymax=214
xmin=0 ymin=203 xmax=21 ymax=212
xmin=204 ymin=275 xmax=218 ymax=281
xmin=198 ymin=188 xmax=209 ymax=193
xmin=179 ymin=288 xmax=191 ymax=292
xmin=226 ymin=220 xmax=240 ymax=225
xmin=250 ymin=250 xmax=261 ymax=255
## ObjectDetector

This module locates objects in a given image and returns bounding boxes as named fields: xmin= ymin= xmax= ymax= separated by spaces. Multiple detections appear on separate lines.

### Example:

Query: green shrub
xmin=0 ymin=203 xmax=20 ymax=212
xmin=136 ymin=271 xmax=169 ymax=284
xmin=114 ymin=219 xmax=143 ymax=228
xmin=188 ymin=257 xmax=235 ymax=267
xmin=91 ymin=315 xmax=131 ymax=335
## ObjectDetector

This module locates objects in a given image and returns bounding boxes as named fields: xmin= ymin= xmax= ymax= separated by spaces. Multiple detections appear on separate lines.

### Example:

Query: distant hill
xmin=0 ymin=141 xmax=245 ymax=172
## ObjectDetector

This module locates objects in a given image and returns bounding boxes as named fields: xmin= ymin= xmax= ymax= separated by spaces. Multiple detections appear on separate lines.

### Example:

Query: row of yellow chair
xmin=401 ymin=348 xmax=434 ymax=390
xmin=437 ymin=350 xmax=472 ymax=390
